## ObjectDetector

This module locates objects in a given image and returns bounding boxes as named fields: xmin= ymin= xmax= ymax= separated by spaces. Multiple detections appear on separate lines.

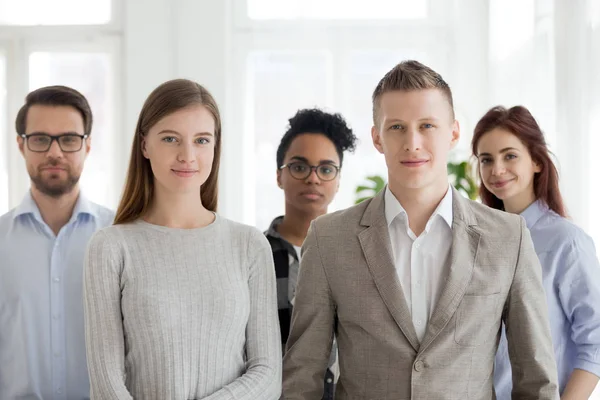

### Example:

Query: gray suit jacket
xmin=282 ymin=188 xmax=559 ymax=399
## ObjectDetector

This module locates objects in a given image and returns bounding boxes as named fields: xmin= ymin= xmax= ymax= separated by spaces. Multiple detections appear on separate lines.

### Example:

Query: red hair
xmin=471 ymin=105 xmax=567 ymax=218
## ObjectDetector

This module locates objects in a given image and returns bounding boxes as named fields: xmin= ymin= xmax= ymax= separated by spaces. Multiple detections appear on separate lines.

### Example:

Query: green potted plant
xmin=354 ymin=160 xmax=479 ymax=204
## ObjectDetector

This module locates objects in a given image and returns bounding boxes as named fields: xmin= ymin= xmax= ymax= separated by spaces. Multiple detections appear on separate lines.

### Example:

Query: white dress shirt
xmin=384 ymin=185 xmax=453 ymax=342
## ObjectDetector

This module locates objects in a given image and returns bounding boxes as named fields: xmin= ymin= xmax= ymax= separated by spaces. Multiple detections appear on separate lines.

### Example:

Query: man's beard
xmin=30 ymin=162 xmax=81 ymax=198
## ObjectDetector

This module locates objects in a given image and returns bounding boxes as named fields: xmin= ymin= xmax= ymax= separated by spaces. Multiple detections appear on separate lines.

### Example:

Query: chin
xmin=295 ymin=202 xmax=327 ymax=215
xmin=484 ymin=186 xmax=510 ymax=201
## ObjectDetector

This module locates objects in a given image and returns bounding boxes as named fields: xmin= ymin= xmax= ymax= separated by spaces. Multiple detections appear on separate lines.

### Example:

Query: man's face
xmin=18 ymin=105 xmax=90 ymax=197
xmin=371 ymin=89 xmax=459 ymax=193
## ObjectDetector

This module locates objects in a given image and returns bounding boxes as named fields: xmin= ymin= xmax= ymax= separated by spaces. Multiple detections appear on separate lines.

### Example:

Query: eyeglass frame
xmin=19 ymin=132 xmax=89 ymax=153
xmin=279 ymin=161 xmax=341 ymax=181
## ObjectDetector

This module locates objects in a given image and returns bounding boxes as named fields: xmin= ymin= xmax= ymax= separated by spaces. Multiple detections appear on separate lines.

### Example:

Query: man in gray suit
xmin=282 ymin=60 xmax=559 ymax=399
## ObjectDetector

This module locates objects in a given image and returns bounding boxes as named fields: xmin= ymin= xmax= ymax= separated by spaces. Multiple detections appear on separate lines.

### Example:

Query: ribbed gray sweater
xmin=83 ymin=216 xmax=282 ymax=400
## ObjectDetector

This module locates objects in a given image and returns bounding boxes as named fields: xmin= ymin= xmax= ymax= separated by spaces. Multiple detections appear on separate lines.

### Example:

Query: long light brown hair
xmin=114 ymin=79 xmax=222 ymax=224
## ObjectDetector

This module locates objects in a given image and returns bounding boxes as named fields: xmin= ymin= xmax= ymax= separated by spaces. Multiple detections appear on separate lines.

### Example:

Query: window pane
xmin=248 ymin=51 xmax=331 ymax=230
xmin=488 ymin=0 xmax=556 ymax=150
xmin=29 ymin=52 xmax=115 ymax=208
xmin=0 ymin=54 xmax=7 ymax=214
xmin=0 ymin=0 xmax=111 ymax=25
xmin=248 ymin=0 xmax=427 ymax=20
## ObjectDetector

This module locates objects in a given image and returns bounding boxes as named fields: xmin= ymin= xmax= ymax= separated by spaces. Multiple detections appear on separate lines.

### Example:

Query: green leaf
xmin=355 ymin=185 xmax=372 ymax=194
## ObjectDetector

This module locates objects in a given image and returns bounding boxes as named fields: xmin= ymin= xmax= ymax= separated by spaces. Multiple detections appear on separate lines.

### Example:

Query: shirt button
xmin=414 ymin=360 xmax=424 ymax=372
xmin=416 ymin=320 xmax=423 ymax=326
xmin=326 ymin=378 xmax=333 ymax=383
xmin=53 ymin=277 xmax=60 ymax=283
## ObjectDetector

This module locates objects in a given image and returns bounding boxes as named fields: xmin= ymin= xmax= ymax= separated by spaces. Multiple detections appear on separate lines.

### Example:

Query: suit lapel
xmin=419 ymin=190 xmax=481 ymax=352
xmin=358 ymin=190 xmax=420 ymax=352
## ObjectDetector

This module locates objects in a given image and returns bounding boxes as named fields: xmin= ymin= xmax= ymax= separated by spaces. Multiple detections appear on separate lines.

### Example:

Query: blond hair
xmin=372 ymin=60 xmax=454 ymax=124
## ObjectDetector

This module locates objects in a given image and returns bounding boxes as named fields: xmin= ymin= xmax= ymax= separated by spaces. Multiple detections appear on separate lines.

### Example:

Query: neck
xmin=503 ymin=191 xmax=537 ymax=215
xmin=30 ymin=185 xmax=80 ymax=236
xmin=388 ymin=179 xmax=449 ymax=237
xmin=277 ymin=205 xmax=325 ymax=246
xmin=144 ymin=186 xmax=214 ymax=229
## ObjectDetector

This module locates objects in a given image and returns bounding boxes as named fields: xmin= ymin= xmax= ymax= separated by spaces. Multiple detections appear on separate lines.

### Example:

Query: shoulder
xmin=311 ymin=198 xmax=371 ymax=235
xmin=464 ymin=199 xmax=524 ymax=238
xmin=535 ymin=211 xmax=591 ymax=246
xmin=89 ymin=202 xmax=115 ymax=227
xmin=87 ymin=223 xmax=129 ymax=249
xmin=0 ymin=208 xmax=17 ymax=232
xmin=218 ymin=216 xmax=271 ymax=249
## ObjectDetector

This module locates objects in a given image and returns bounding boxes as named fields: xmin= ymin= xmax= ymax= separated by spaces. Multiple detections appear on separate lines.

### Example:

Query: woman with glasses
xmin=265 ymin=108 xmax=357 ymax=400
xmin=83 ymin=79 xmax=281 ymax=399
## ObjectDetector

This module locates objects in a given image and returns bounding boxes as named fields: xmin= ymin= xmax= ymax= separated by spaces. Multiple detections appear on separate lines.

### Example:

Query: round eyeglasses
xmin=20 ymin=133 xmax=89 ymax=153
xmin=279 ymin=161 xmax=340 ymax=181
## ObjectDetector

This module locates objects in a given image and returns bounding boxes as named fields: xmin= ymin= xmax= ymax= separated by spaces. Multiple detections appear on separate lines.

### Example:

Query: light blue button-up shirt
xmin=0 ymin=191 xmax=114 ymax=400
xmin=494 ymin=200 xmax=600 ymax=398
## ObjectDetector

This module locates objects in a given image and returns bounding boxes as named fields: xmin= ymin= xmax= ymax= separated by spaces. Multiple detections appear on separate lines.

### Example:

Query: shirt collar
xmin=13 ymin=190 xmax=99 ymax=223
xmin=264 ymin=215 xmax=300 ymax=260
xmin=520 ymin=199 xmax=548 ymax=229
xmin=265 ymin=216 xmax=284 ymax=239
xmin=384 ymin=184 xmax=453 ymax=230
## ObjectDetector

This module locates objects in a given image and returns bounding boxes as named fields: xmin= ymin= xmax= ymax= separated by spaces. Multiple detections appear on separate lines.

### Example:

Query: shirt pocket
xmin=454 ymin=293 xmax=501 ymax=347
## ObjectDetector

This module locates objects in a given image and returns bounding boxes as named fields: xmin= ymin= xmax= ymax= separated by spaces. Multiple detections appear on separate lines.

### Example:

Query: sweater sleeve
xmin=203 ymin=230 xmax=282 ymax=400
xmin=83 ymin=229 xmax=134 ymax=400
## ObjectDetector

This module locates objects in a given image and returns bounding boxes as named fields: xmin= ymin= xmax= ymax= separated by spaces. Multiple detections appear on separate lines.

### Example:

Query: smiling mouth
xmin=492 ymin=179 xmax=515 ymax=188
xmin=172 ymin=169 xmax=198 ymax=177
xmin=401 ymin=160 xmax=429 ymax=167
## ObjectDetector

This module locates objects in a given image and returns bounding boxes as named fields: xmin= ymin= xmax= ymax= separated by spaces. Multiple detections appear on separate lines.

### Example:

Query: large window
xmin=232 ymin=0 xmax=453 ymax=229
xmin=1 ymin=0 xmax=121 ymax=211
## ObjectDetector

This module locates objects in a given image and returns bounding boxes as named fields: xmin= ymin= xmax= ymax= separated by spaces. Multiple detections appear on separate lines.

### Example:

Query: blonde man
xmin=282 ymin=61 xmax=559 ymax=399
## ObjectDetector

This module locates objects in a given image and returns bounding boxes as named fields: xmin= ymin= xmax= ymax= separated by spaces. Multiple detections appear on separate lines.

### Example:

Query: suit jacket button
xmin=414 ymin=360 xmax=424 ymax=372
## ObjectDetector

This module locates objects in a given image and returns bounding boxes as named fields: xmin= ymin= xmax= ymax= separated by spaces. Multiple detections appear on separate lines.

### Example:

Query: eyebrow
xmin=384 ymin=117 xmax=440 ymax=124
xmin=478 ymin=147 xmax=519 ymax=157
xmin=157 ymin=129 xmax=214 ymax=136
xmin=289 ymin=156 xmax=338 ymax=165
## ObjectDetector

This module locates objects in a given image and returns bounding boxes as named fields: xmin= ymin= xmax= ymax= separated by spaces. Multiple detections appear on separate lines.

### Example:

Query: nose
xmin=46 ymin=139 xmax=64 ymax=159
xmin=305 ymin=167 xmax=321 ymax=184
xmin=491 ymin=160 xmax=506 ymax=176
xmin=403 ymin=128 xmax=422 ymax=152
xmin=177 ymin=142 xmax=196 ymax=163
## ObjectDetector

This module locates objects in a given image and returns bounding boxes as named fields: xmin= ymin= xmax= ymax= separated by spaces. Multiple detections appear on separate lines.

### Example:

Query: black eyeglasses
xmin=279 ymin=161 xmax=340 ymax=181
xmin=20 ymin=133 xmax=89 ymax=153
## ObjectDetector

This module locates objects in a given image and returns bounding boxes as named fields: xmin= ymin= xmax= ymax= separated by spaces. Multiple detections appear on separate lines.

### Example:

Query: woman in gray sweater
xmin=83 ymin=79 xmax=281 ymax=400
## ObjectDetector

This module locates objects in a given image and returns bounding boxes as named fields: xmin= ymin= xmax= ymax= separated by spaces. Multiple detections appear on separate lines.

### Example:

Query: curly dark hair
xmin=276 ymin=108 xmax=358 ymax=168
